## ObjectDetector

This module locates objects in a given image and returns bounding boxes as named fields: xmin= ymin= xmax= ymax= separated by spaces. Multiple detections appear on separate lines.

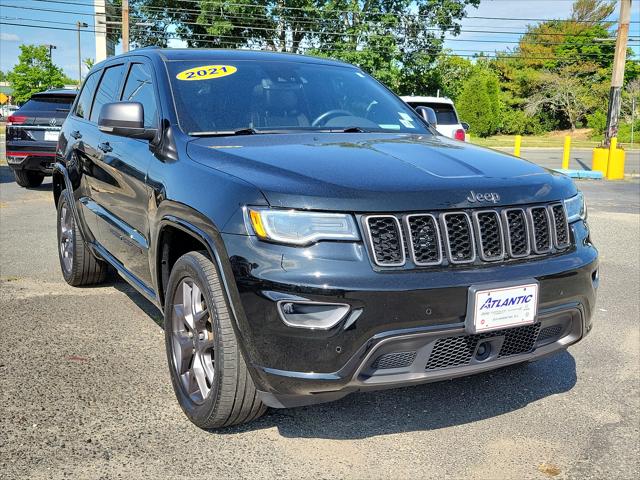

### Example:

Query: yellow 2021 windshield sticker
xmin=176 ymin=65 xmax=237 ymax=81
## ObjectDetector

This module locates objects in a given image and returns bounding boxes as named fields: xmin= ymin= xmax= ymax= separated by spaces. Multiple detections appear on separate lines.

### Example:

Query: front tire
xmin=56 ymin=190 xmax=108 ymax=286
xmin=14 ymin=170 xmax=44 ymax=188
xmin=164 ymin=251 xmax=266 ymax=429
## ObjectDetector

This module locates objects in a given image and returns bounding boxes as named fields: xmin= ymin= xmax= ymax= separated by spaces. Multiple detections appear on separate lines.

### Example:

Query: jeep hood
xmin=187 ymin=133 xmax=576 ymax=212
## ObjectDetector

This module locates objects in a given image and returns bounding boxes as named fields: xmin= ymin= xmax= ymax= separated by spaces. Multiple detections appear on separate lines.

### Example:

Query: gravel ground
xmin=0 ymin=166 xmax=638 ymax=480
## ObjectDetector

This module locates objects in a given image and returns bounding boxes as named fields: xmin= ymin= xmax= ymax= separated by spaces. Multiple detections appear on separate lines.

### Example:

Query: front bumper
xmin=221 ymin=220 xmax=598 ymax=408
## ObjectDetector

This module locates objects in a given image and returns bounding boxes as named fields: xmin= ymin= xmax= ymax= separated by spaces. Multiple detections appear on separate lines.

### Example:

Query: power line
xmin=28 ymin=0 xmax=638 ymax=24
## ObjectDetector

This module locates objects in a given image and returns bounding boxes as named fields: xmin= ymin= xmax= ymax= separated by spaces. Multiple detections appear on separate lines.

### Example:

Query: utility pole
xmin=77 ymin=22 xmax=88 ymax=86
xmin=122 ymin=0 xmax=129 ymax=53
xmin=604 ymin=0 xmax=632 ymax=145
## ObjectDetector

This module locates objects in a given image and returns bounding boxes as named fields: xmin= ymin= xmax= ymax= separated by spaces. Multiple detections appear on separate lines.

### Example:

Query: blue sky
xmin=0 ymin=0 xmax=638 ymax=80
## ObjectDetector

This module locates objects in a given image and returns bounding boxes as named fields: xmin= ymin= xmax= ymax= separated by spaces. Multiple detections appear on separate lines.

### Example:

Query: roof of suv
xmin=97 ymin=47 xmax=354 ymax=69
xmin=400 ymin=96 xmax=454 ymax=105
xmin=32 ymin=89 xmax=78 ymax=97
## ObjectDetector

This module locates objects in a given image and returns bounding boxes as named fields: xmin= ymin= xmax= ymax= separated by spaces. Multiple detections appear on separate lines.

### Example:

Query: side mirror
xmin=98 ymin=102 xmax=157 ymax=140
xmin=461 ymin=122 xmax=470 ymax=132
xmin=414 ymin=106 xmax=437 ymax=127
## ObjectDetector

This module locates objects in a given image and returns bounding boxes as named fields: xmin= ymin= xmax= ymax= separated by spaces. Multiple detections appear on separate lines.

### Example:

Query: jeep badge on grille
xmin=467 ymin=191 xmax=500 ymax=203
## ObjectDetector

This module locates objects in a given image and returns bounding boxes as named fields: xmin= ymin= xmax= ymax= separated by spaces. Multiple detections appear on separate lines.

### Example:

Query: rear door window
xmin=74 ymin=72 xmax=100 ymax=120
xmin=409 ymin=102 xmax=459 ymax=125
xmin=121 ymin=63 xmax=158 ymax=128
xmin=90 ymin=64 xmax=125 ymax=123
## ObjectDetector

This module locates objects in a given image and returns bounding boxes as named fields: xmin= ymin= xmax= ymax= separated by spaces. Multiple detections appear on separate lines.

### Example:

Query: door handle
xmin=98 ymin=142 xmax=112 ymax=153
xmin=70 ymin=130 xmax=82 ymax=139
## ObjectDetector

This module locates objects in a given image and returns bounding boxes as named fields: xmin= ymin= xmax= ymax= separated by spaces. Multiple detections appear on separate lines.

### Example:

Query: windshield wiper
xmin=190 ymin=127 xmax=289 ymax=137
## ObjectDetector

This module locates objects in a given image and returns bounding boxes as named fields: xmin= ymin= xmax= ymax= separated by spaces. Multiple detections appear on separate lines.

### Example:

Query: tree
xmin=525 ymin=71 xmax=592 ymax=131
xmin=456 ymin=69 xmax=502 ymax=137
xmin=7 ymin=45 xmax=66 ymax=103
xmin=0 ymin=70 xmax=6 ymax=82
xmin=84 ymin=58 xmax=95 ymax=71
xmin=126 ymin=0 xmax=480 ymax=93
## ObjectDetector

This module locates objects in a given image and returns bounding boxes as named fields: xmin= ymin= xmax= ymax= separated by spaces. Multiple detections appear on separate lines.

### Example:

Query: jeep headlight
xmin=564 ymin=191 xmax=587 ymax=223
xmin=248 ymin=208 xmax=360 ymax=245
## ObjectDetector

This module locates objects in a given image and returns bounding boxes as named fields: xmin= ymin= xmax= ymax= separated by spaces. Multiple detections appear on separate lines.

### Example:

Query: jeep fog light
xmin=277 ymin=300 xmax=350 ymax=330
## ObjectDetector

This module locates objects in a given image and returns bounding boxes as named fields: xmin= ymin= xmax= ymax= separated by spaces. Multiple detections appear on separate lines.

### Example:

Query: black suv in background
xmin=53 ymin=48 xmax=598 ymax=429
xmin=6 ymin=89 xmax=77 ymax=187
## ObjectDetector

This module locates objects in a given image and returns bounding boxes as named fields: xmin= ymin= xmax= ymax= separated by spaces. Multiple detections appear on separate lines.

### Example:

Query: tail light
xmin=454 ymin=128 xmax=466 ymax=141
xmin=7 ymin=115 xmax=27 ymax=125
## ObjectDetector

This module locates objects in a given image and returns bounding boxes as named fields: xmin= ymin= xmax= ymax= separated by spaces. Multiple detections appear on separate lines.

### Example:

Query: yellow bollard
xmin=592 ymin=147 xmax=608 ymax=174
xmin=606 ymin=137 xmax=625 ymax=180
xmin=514 ymin=135 xmax=522 ymax=157
xmin=562 ymin=136 xmax=571 ymax=169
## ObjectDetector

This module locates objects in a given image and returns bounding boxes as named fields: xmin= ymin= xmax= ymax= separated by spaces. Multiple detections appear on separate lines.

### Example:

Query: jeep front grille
xmin=363 ymin=203 xmax=570 ymax=268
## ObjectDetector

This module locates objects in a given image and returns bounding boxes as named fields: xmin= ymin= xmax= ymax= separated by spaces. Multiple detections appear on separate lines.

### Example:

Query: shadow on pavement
xmin=97 ymin=245 xmax=578 ymax=440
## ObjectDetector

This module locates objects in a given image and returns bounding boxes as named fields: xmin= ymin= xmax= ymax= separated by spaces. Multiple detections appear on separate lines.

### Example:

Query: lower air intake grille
xmin=372 ymin=351 xmax=417 ymax=369
xmin=425 ymin=323 xmax=542 ymax=371
xmin=538 ymin=324 xmax=563 ymax=342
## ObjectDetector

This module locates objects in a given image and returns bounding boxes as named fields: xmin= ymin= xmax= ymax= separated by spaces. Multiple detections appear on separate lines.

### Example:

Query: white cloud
xmin=0 ymin=33 xmax=20 ymax=42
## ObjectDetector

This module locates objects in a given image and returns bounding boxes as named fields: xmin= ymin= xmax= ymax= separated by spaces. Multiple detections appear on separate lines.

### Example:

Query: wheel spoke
xmin=191 ymin=351 xmax=210 ymax=398
xmin=181 ymin=281 xmax=196 ymax=331
xmin=172 ymin=333 xmax=193 ymax=375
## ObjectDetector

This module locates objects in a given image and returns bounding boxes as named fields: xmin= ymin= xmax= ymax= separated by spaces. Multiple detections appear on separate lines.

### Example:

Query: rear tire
xmin=164 ymin=251 xmax=266 ymax=429
xmin=56 ymin=190 xmax=108 ymax=286
xmin=14 ymin=170 xmax=45 ymax=188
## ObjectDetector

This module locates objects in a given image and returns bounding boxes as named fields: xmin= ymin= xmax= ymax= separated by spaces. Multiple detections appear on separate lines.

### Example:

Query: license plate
xmin=44 ymin=130 xmax=59 ymax=142
xmin=466 ymin=281 xmax=538 ymax=334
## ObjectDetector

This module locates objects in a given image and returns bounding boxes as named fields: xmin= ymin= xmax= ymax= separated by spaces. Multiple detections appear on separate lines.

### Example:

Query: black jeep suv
xmin=53 ymin=49 xmax=598 ymax=429
xmin=7 ymin=89 xmax=76 ymax=187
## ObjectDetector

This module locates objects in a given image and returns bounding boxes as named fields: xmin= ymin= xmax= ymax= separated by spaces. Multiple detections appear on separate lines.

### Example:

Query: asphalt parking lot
xmin=0 ymin=165 xmax=639 ymax=479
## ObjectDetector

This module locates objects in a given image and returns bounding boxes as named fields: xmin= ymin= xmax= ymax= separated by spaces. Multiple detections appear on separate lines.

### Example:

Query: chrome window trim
xmin=502 ymin=208 xmax=531 ymax=258
xmin=526 ymin=206 xmax=553 ymax=254
xmin=548 ymin=203 xmax=571 ymax=249
xmin=440 ymin=212 xmax=476 ymax=264
xmin=362 ymin=214 xmax=406 ymax=267
xmin=404 ymin=213 xmax=443 ymax=266
xmin=472 ymin=210 xmax=505 ymax=262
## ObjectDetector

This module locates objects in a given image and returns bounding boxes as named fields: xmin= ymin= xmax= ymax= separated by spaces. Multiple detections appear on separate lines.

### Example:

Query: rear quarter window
xmin=408 ymin=102 xmax=459 ymax=125
xmin=74 ymin=72 xmax=100 ymax=120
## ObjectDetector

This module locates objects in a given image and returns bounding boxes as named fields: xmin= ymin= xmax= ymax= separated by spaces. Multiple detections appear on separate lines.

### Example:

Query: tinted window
xmin=74 ymin=73 xmax=100 ymax=119
xmin=167 ymin=60 xmax=429 ymax=135
xmin=90 ymin=64 xmax=125 ymax=122
xmin=408 ymin=102 xmax=459 ymax=125
xmin=121 ymin=63 xmax=158 ymax=128
xmin=19 ymin=95 xmax=75 ymax=113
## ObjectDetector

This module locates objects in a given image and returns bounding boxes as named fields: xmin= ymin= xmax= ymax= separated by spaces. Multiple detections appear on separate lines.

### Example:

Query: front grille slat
xmin=364 ymin=215 xmax=405 ymax=266
xmin=550 ymin=204 xmax=571 ymax=249
xmin=473 ymin=210 xmax=505 ymax=261
xmin=441 ymin=212 xmax=475 ymax=264
xmin=362 ymin=203 xmax=572 ymax=269
xmin=406 ymin=214 xmax=442 ymax=266
xmin=528 ymin=206 xmax=552 ymax=253
xmin=503 ymin=208 xmax=530 ymax=258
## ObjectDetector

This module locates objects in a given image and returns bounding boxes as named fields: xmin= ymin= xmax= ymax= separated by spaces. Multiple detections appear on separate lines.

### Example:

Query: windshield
xmin=167 ymin=59 xmax=430 ymax=135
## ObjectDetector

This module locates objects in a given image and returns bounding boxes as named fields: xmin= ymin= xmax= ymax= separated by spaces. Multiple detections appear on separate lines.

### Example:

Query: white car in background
xmin=401 ymin=96 xmax=468 ymax=141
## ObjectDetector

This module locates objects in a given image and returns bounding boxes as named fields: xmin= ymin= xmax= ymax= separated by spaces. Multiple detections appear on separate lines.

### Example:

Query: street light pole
xmin=604 ymin=0 xmax=632 ymax=145
xmin=76 ymin=21 xmax=88 ymax=86
xmin=44 ymin=44 xmax=56 ymax=62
